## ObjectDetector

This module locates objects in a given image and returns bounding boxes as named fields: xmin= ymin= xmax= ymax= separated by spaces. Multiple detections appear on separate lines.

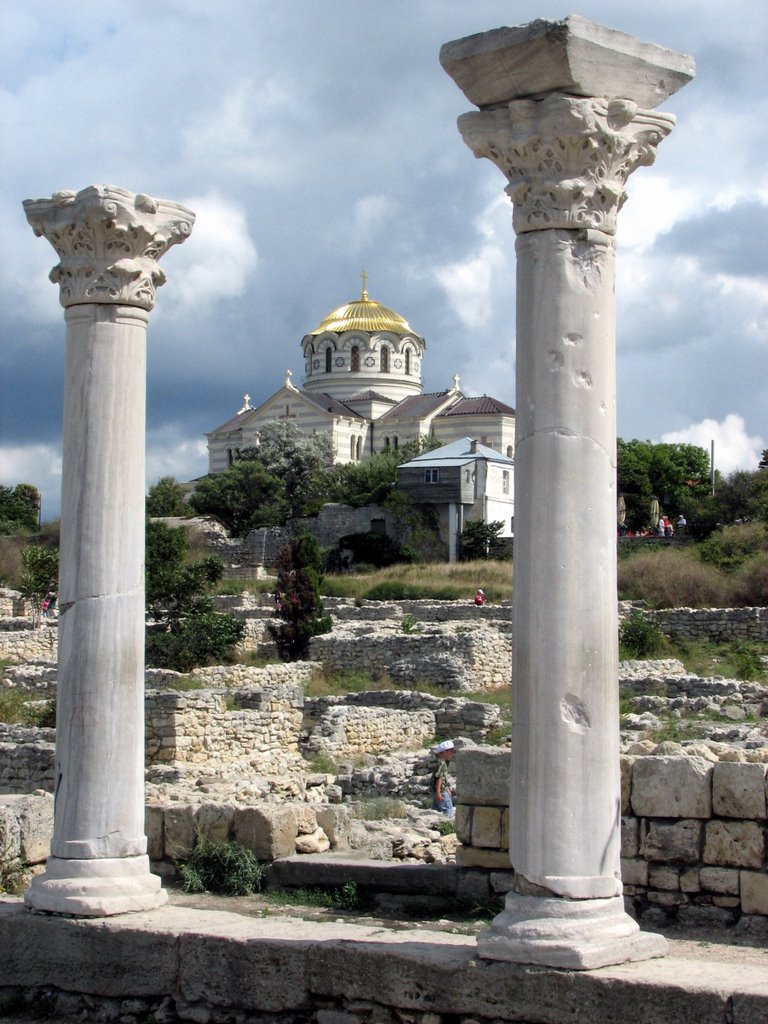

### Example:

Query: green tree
xmin=617 ymin=439 xmax=710 ymax=531
xmin=188 ymin=460 xmax=285 ymax=536
xmin=239 ymin=420 xmax=335 ymax=519
xmin=144 ymin=521 xmax=243 ymax=672
xmin=146 ymin=476 xmax=189 ymax=518
xmin=460 ymin=520 xmax=507 ymax=560
xmin=0 ymin=484 xmax=40 ymax=535
xmin=324 ymin=436 xmax=442 ymax=508
xmin=269 ymin=534 xmax=332 ymax=661
xmin=18 ymin=544 xmax=59 ymax=626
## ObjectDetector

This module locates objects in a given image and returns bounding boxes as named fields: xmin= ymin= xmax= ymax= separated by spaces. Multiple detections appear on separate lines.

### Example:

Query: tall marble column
xmin=441 ymin=18 xmax=694 ymax=968
xmin=23 ymin=185 xmax=194 ymax=915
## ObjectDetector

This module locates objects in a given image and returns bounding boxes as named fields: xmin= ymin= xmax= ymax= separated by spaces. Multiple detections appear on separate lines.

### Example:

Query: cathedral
xmin=206 ymin=278 xmax=516 ymax=473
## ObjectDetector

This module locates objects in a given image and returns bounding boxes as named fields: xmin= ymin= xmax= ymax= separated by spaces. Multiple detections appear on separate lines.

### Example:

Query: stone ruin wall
xmin=455 ymin=747 xmax=768 ymax=924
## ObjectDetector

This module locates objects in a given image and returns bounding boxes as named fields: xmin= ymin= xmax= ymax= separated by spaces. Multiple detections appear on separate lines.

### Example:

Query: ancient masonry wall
xmin=455 ymin=748 xmax=768 ymax=923
xmin=308 ymin=627 xmax=512 ymax=691
xmin=0 ymin=624 xmax=57 ymax=663
xmin=649 ymin=606 xmax=768 ymax=643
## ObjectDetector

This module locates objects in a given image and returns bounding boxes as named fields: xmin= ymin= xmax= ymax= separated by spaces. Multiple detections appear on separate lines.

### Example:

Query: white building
xmin=206 ymin=281 xmax=516 ymax=473
xmin=396 ymin=437 xmax=514 ymax=562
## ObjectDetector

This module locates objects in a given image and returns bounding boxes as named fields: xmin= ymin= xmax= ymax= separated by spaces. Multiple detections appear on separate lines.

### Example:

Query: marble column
xmin=441 ymin=18 xmax=694 ymax=968
xmin=23 ymin=185 xmax=194 ymax=915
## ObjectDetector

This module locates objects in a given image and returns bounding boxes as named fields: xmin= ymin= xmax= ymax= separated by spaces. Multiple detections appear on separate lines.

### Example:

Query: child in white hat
xmin=431 ymin=739 xmax=455 ymax=815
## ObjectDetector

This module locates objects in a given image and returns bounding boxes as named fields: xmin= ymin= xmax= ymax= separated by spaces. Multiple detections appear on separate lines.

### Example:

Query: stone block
xmin=648 ymin=865 xmax=679 ymax=891
xmin=631 ymin=756 xmax=712 ymax=818
xmin=454 ymin=804 xmax=472 ymax=845
xmin=704 ymin=821 xmax=764 ymax=868
xmin=471 ymin=806 xmax=503 ymax=849
xmin=679 ymin=868 xmax=700 ymax=893
xmin=500 ymin=806 xmax=509 ymax=850
xmin=620 ymin=858 xmax=648 ymax=887
xmin=740 ymin=871 xmax=768 ymax=915
xmin=712 ymin=762 xmax=767 ymax=820
xmin=712 ymin=896 xmax=740 ymax=909
xmin=699 ymin=867 xmax=739 ymax=895
xmin=195 ymin=803 xmax=235 ymax=843
xmin=295 ymin=806 xmax=318 ymax=836
xmin=0 ymin=804 xmax=21 ymax=861
xmin=455 ymin=869 xmax=491 ymax=904
xmin=295 ymin=826 xmax=330 ymax=855
xmin=620 ymin=755 xmax=633 ymax=815
xmin=455 ymin=846 xmax=512 ymax=869
xmin=643 ymin=819 xmax=701 ymax=864
xmin=621 ymin=816 xmax=639 ymax=858
xmin=489 ymin=870 xmax=515 ymax=894
xmin=314 ymin=806 xmax=351 ymax=848
xmin=144 ymin=805 xmax=164 ymax=862
xmin=439 ymin=15 xmax=694 ymax=110
xmin=454 ymin=746 xmax=508 ymax=806
xmin=234 ymin=805 xmax=298 ymax=861
xmin=163 ymin=804 xmax=196 ymax=860
xmin=1 ymin=793 xmax=53 ymax=864
xmin=647 ymin=890 xmax=687 ymax=907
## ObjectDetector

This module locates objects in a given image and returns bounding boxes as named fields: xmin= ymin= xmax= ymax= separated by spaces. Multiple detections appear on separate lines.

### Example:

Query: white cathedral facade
xmin=206 ymin=281 xmax=516 ymax=473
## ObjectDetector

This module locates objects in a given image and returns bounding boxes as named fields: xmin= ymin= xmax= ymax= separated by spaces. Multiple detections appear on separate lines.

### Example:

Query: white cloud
xmin=161 ymin=193 xmax=258 ymax=311
xmin=351 ymin=195 xmax=397 ymax=249
xmin=661 ymin=414 xmax=765 ymax=476
xmin=0 ymin=443 xmax=62 ymax=521
xmin=146 ymin=433 xmax=208 ymax=490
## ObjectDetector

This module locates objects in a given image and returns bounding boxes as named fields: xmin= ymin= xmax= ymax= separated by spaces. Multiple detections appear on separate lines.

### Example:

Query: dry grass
xmin=322 ymin=559 xmax=512 ymax=603
xmin=618 ymin=549 xmax=727 ymax=609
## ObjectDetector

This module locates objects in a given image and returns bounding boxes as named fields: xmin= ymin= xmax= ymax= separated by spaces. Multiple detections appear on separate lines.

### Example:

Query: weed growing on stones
xmin=178 ymin=837 xmax=264 ymax=896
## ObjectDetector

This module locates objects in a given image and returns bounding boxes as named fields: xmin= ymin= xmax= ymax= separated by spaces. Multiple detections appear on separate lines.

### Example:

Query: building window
xmin=503 ymin=471 xmax=510 ymax=494
xmin=356 ymin=436 xmax=362 ymax=460
xmin=393 ymin=436 xmax=398 ymax=450
xmin=405 ymin=350 xmax=411 ymax=375
xmin=425 ymin=468 xmax=439 ymax=483
xmin=380 ymin=347 xmax=389 ymax=373
xmin=351 ymin=346 xmax=360 ymax=372
xmin=506 ymin=445 xmax=513 ymax=459
xmin=350 ymin=436 xmax=356 ymax=461
xmin=325 ymin=348 xmax=332 ymax=373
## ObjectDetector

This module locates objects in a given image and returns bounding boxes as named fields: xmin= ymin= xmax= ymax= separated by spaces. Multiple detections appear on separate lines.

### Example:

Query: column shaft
xmin=512 ymin=229 xmax=619 ymax=898
xmin=53 ymin=304 xmax=148 ymax=860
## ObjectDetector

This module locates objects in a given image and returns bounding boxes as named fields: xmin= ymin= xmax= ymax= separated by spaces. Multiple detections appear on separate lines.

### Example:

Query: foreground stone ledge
xmin=1 ymin=899 xmax=767 ymax=1023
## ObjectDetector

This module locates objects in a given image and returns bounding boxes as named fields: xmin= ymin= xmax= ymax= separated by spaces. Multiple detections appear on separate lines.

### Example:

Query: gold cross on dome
xmin=361 ymin=269 xmax=368 ymax=300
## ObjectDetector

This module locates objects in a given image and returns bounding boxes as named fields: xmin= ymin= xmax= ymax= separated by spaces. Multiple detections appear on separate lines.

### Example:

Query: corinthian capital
xmin=458 ymin=95 xmax=674 ymax=236
xmin=23 ymin=185 xmax=195 ymax=310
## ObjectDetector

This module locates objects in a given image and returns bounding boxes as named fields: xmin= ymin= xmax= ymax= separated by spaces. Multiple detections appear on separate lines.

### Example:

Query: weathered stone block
xmin=679 ymin=868 xmax=700 ymax=893
xmin=500 ymin=806 xmax=509 ymax=851
xmin=455 ymin=846 xmax=512 ymax=869
xmin=648 ymin=865 xmax=679 ymax=891
xmin=196 ymin=803 xmax=235 ymax=843
xmin=234 ymin=805 xmax=298 ymax=861
xmin=620 ymin=755 xmax=633 ymax=815
xmin=314 ymin=806 xmax=350 ymax=848
xmin=712 ymin=762 xmax=767 ymax=820
xmin=295 ymin=826 xmax=330 ymax=854
xmin=2 ymin=793 xmax=53 ymax=864
xmin=631 ymin=756 xmax=712 ymax=818
xmin=643 ymin=819 xmax=701 ymax=864
xmin=620 ymin=857 xmax=648 ymax=887
xmin=699 ymin=867 xmax=739 ymax=895
xmin=295 ymin=806 xmax=318 ymax=836
xmin=164 ymin=804 xmax=196 ymax=860
xmin=144 ymin=805 xmax=164 ymax=862
xmin=704 ymin=820 xmax=764 ymax=868
xmin=740 ymin=870 xmax=768 ymax=915
xmin=621 ymin=816 xmax=639 ymax=858
xmin=471 ymin=806 xmax=502 ymax=849
xmin=454 ymin=804 xmax=472 ymax=845
xmin=454 ymin=747 xmax=508 ymax=806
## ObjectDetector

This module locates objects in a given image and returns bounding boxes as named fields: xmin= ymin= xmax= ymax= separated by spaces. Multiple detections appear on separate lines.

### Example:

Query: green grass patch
xmin=165 ymin=673 xmax=206 ymax=691
xmin=264 ymin=881 xmax=370 ymax=912
xmin=672 ymin=638 xmax=768 ymax=682
xmin=306 ymin=751 xmax=338 ymax=774
xmin=0 ymin=690 xmax=55 ymax=727
xmin=351 ymin=797 xmax=408 ymax=820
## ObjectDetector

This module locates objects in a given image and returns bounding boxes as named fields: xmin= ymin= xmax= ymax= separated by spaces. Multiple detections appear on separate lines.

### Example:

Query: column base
xmin=476 ymin=892 xmax=668 ymax=970
xmin=24 ymin=855 xmax=167 ymax=917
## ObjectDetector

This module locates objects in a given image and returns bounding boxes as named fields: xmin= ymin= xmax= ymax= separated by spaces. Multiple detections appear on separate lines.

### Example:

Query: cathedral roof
xmin=309 ymin=279 xmax=419 ymax=337
xmin=344 ymin=390 xmax=399 ymax=405
xmin=299 ymin=390 xmax=366 ymax=419
xmin=439 ymin=395 xmax=517 ymax=416
xmin=378 ymin=390 xmax=458 ymax=421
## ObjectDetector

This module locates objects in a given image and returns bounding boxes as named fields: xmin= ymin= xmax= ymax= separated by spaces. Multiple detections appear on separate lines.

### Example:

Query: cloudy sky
xmin=1 ymin=1 xmax=766 ymax=519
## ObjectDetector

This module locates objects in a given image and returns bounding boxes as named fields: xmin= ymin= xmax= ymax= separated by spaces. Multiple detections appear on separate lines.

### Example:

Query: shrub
xmin=618 ymin=549 xmax=726 ymax=608
xmin=400 ymin=613 xmax=420 ymax=634
xmin=178 ymin=837 xmax=264 ymax=896
xmin=435 ymin=819 xmax=456 ymax=836
xmin=698 ymin=523 xmax=768 ymax=572
xmin=352 ymin=797 xmax=407 ymax=820
xmin=619 ymin=612 xmax=669 ymax=659
xmin=728 ymin=553 xmax=768 ymax=607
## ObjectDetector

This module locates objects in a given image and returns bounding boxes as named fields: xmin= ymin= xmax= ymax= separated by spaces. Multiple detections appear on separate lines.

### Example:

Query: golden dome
xmin=309 ymin=275 xmax=418 ymax=336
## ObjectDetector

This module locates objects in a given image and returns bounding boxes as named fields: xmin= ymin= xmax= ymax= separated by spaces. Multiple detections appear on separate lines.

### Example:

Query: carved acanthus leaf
xmin=458 ymin=95 xmax=674 ymax=235
xmin=23 ymin=184 xmax=195 ymax=309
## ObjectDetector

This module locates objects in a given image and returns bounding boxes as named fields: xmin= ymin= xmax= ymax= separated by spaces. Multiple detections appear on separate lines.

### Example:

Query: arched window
xmin=350 ymin=436 xmax=356 ymax=461
xmin=506 ymin=445 xmax=514 ymax=459
xmin=351 ymin=346 xmax=360 ymax=372
xmin=325 ymin=348 xmax=332 ymax=373
xmin=405 ymin=349 xmax=411 ymax=375
xmin=356 ymin=437 xmax=362 ymax=461
xmin=384 ymin=437 xmax=390 ymax=449
xmin=380 ymin=347 xmax=389 ymax=373
xmin=393 ymin=436 xmax=398 ymax=450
